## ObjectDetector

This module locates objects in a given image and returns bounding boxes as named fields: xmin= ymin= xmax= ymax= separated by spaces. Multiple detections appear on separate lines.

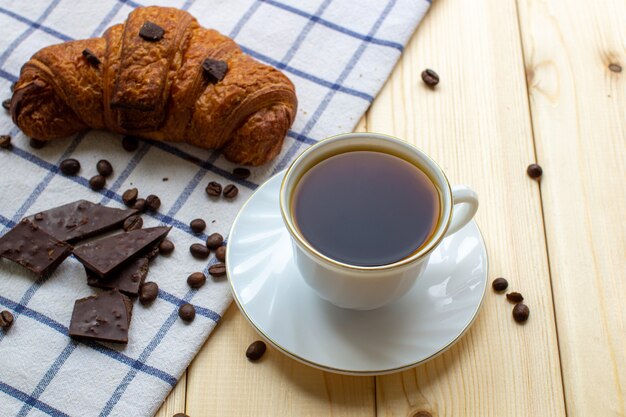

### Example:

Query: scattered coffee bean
xmin=162 ymin=177 xmax=168 ymax=181
xmin=506 ymin=292 xmax=524 ymax=303
xmin=190 ymin=243 xmax=210 ymax=259
xmin=30 ymin=138 xmax=46 ymax=149
xmin=139 ymin=21 xmax=165 ymax=42
xmin=187 ymin=272 xmax=206 ymax=289
xmin=139 ymin=282 xmax=159 ymax=304
xmin=123 ymin=215 xmax=143 ymax=231
xmin=122 ymin=188 xmax=139 ymax=206
xmin=146 ymin=246 xmax=160 ymax=260
xmin=492 ymin=277 xmax=509 ymax=292
xmin=206 ymin=233 xmax=223 ymax=249
xmin=215 ymin=245 xmax=226 ymax=262
xmin=208 ymin=262 xmax=226 ymax=277
xmin=132 ymin=198 xmax=146 ymax=212
xmin=145 ymin=194 xmax=161 ymax=211
xmin=233 ymin=167 xmax=251 ymax=180
xmin=246 ymin=340 xmax=266 ymax=361
xmin=190 ymin=218 xmax=206 ymax=233
xmin=223 ymin=184 xmax=238 ymax=199
xmin=122 ymin=135 xmax=139 ymax=152
xmin=513 ymin=303 xmax=530 ymax=323
xmin=178 ymin=303 xmax=196 ymax=322
xmin=97 ymin=159 xmax=113 ymax=177
xmin=0 ymin=135 xmax=11 ymax=149
xmin=527 ymin=163 xmax=543 ymax=179
xmin=173 ymin=414 xmax=189 ymax=417
xmin=608 ymin=63 xmax=622 ymax=73
xmin=89 ymin=175 xmax=106 ymax=191
xmin=59 ymin=158 xmax=81 ymax=175
xmin=82 ymin=48 xmax=101 ymax=67
xmin=421 ymin=68 xmax=440 ymax=87
xmin=0 ymin=310 xmax=14 ymax=329
xmin=205 ymin=181 xmax=222 ymax=197
xmin=158 ymin=239 xmax=175 ymax=255
xmin=2 ymin=99 xmax=10 ymax=110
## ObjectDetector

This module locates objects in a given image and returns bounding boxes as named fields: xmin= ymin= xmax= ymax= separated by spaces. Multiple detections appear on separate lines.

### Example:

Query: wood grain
xmin=155 ymin=372 xmax=186 ymax=417
xmin=368 ymin=0 xmax=566 ymax=415
xmin=515 ymin=0 xmax=626 ymax=415
xmin=183 ymin=116 xmax=375 ymax=417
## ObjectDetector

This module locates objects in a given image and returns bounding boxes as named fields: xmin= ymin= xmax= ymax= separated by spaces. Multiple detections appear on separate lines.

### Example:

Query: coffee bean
xmin=122 ymin=135 xmax=139 ymax=152
xmin=96 ymin=159 xmax=113 ymax=177
xmin=187 ymin=272 xmax=206 ymax=289
xmin=178 ymin=303 xmax=196 ymax=322
xmin=123 ymin=215 xmax=143 ymax=231
xmin=506 ymin=292 xmax=524 ymax=303
xmin=246 ymin=340 xmax=266 ymax=361
xmin=158 ymin=239 xmax=175 ymax=255
xmin=205 ymin=181 xmax=222 ymax=197
xmin=162 ymin=177 xmax=168 ymax=181
xmin=89 ymin=175 xmax=106 ymax=191
xmin=609 ymin=63 xmax=622 ymax=73
xmin=492 ymin=277 xmax=508 ymax=292
xmin=0 ymin=310 xmax=14 ymax=329
xmin=190 ymin=218 xmax=206 ymax=233
xmin=132 ymin=198 xmax=146 ymax=212
xmin=215 ymin=245 xmax=226 ymax=262
xmin=29 ymin=138 xmax=46 ymax=149
xmin=223 ymin=184 xmax=238 ymax=199
xmin=122 ymin=188 xmax=138 ymax=206
xmin=146 ymin=246 xmax=160 ymax=260
xmin=139 ymin=282 xmax=159 ymax=304
xmin=513 ymin=303 xmax=530 ymax=323
xmin=233 ymin=167 xmax=250 ymax=180
xmin=527 ymin=163 xmax=543 ymax=179
xmin=145 ymin=194 xmax=161 ymax=211
xmin=59 ymin=158 xmax=81 ymax=175
xmin=209 ymin=262 xmax=226 ymax=277
xmin=0 ymin=135 xmax=11 ymax=149
xmin=190 ymin=243 xmax=210 ymax=259
xmin=421 ymin=68 xmax=440 ymax=87
xmin=206 ymin=233 xmax=223 ymax=249
xmin=2 ymin=99 xmax=10 ymax=110
xmin=173 ymin=414 xmax=189 ymax=417
xmin=139 ymin=21 xmax=165 ymax=42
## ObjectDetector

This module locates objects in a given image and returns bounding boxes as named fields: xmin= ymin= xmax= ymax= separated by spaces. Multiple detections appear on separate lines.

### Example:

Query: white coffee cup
xmin=279 ymin=133 xmax=478 ymax=310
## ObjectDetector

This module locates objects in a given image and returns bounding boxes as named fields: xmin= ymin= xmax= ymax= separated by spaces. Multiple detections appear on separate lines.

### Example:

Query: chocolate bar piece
xmin=0 ymin=219 xmax=72 ymax=278
xmin=69 ymin=289 xmax=133 ymax=344
xmin=87 ymin=257 xmax=149 ymax=296
xmin=25 ymin=200 xmax=137 ymax=243
xmin=73 ymin=226 xmax=170 ymax=278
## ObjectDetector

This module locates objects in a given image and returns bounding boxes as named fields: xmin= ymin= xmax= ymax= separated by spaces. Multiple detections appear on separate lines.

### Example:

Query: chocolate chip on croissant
xmin=11 ymin=6 xmax=298 ymax=166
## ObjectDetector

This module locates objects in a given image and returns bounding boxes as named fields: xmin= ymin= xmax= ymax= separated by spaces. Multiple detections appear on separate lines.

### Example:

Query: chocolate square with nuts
xmin=69 ymin=289 xmax=133 ymax=344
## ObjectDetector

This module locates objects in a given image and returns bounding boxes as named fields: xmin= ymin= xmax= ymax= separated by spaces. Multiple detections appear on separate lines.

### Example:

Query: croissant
xmin=10 ymin=6 xmax=297 ymax=165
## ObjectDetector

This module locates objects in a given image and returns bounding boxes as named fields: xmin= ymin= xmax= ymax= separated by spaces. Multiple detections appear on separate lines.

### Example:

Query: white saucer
xmin=226 ymin=171 xmax=488 ymax=375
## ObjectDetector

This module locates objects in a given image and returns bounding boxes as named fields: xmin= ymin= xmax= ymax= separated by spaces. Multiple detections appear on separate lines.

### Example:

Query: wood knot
xmin=608 ymin=63 xmax=622 ymax=73
xmin=410 ymin=412 xmax=433 ymax=417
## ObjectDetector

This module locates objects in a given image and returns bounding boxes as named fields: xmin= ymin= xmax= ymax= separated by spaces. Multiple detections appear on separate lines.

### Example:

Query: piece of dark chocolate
xmin=69 ymin=289 xmax=133 ymax=344
xmin=0 ymin=219 xmax=72 ymax=278
xmin=82 ymin=48 xmax=101 ymax=67
xmin=25 ymin=200 xmax=137 ymax=243
xmin=87 ymin=257 xmax=149 ymax=296
xmin=73 ymin=226 xmax=171 ymax=278
xmin=201 ymin=58 xmax=228 ymax=84
xmin=139 ymin=21 xmax=164 ymax=42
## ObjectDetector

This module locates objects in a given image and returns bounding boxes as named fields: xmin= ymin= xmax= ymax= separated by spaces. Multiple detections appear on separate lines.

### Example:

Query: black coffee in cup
xmin=292 ymin=150 xmax=440 ymax=267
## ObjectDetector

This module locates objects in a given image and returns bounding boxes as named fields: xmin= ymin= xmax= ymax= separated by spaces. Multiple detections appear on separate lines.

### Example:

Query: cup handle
xmin=445 ymin=185 xmax=479 ymax=237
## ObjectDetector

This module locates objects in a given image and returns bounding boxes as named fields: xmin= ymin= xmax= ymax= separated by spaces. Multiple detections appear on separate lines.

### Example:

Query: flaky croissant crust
xmin=11 ymin=6 xmax=297 ymax=165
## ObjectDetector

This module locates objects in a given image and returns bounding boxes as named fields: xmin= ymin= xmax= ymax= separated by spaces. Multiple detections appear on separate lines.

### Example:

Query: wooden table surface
xmin=156 ymin=0 xmax=625 ymax=415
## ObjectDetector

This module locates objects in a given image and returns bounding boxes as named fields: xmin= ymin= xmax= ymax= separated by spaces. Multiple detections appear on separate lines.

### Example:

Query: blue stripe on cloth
xmin=0 ymin=6 xmax=72 ymax=43
xmin=158 ymin=289 xmax=222 ymax=322
xmin=0 ymin=381 xmax=69 ymax=417
xmin=272 ymin=0 xmax=398 ymax=174
xmin=15 ymin=343 xmax=78 ymax=417
xmin=0 ymin=294 xmax=182 ymax=386
xmin=279 ymin=0 xmax=333 ymax=65
xmin=228 ymin=0 xmax=263 ymax=38
xmin=0 ymin=67 xmax=17 ymax=82
xmin=0 ymin=214 xmax=16 ymax=230
xmin=260 ymin=0 xmax=404 ymax=51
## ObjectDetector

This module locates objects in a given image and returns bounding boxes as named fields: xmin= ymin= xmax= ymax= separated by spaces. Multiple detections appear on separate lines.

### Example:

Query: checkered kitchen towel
xmin=0 ymin=0 xmax=430 ymax=415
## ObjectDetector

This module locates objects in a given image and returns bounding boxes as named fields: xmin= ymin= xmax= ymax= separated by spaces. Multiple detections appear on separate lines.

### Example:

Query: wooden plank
xmin=155 ymin=373 xmax=186 ymax=417
xmin=368 ymin=0 xmax=567 ymax=416
xmin=515 ymin=0 xmax=626 ymax=415
xmin=184 ymin=115 xmax=374 ymax=417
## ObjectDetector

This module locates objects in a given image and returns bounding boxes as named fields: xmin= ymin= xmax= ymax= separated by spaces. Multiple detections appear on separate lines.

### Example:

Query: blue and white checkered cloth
xmin=0 ymin=0 xmax=430 ymax=415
